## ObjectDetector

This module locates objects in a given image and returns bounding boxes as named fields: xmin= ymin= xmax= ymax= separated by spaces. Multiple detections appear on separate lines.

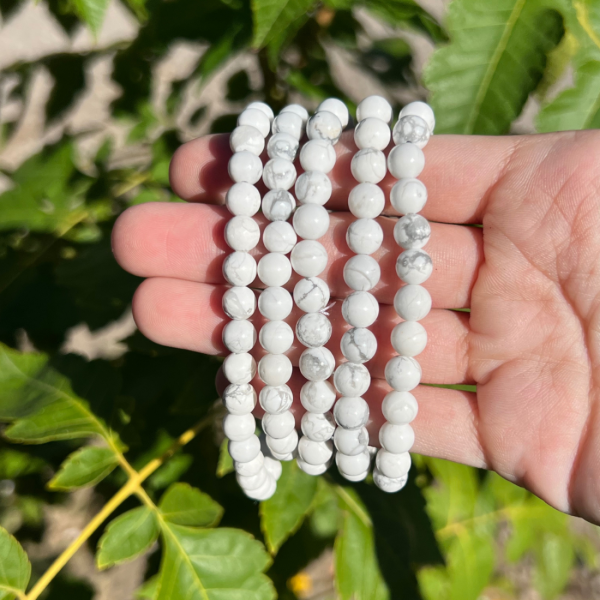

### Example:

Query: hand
xmin=112 ymin=130 xmax=600 ymax=524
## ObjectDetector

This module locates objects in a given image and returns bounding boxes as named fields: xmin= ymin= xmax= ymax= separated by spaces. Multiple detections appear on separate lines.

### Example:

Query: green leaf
xmin=147 ymin=454 xmax=192 ymax=491
xmin=533 ymin=533 xmax=574 ymax=599
xmin=334 ymin=487 xmax=389 ymax=600
xmin=216 ymin=439 xmax=233 ymax=478
xmin=0 ymin=344 xmax=121 ymax=445
xmin=425 ymin=0 xmax=564 ymax=134
xmin=0 ymin=526 xmax=31 ymax=600
xmin=155 ymin=525 xmax=275 ymax=600
xmin=0 ymin=449 xmax=45 ymax=479
xmin=259 ymin=460 xmax=318 ymax=554
xmin=159 ymin=483 xmax=223 ymax=528
xmin=73 ymin=0 xmax=110 ymax=34
xmin=48 ymin=446 xmax=119 ymax=491
xmin=251 ymin=0 xmax=317 ymax=48
xmin=97 ymin=507 xmax=159 ymax=570
xmin=135 ymin=576 xmax=158 ymax=600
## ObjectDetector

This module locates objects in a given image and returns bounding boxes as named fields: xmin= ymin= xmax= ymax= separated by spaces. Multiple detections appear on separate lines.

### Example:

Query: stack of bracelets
xmin=221 ymin=96 xmax=434 ymax=499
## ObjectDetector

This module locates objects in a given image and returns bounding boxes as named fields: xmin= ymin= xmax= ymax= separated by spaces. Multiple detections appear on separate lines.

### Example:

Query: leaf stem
xmin=24 ymin=414 xmax=214 ymax=600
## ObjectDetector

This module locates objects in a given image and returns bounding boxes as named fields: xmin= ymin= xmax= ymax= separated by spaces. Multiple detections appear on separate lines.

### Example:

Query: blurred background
xmin=1 ymin=0 xmax=600 ymax=599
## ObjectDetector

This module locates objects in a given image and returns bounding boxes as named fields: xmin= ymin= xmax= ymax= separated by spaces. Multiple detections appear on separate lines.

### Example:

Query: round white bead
xmin=379 ymin=423 xmax=415 ymax=454
xmin=234 ymin=452 xmax=264 ymax=476
xmin=229 ymin=434 xmax=261 ymax=463
xmin=223 ymin=412 xmax=256 ymax=442
xmin=258 ymin=253 xmax=292 ymax=287
xmin=340 ymin=327 xmax=377 ymax=364
xmin=266 ymin=429 xmax=298 ymax=455
xmin=317 ymin=98 xmax=349 ymax=127
xmin=299 ymin=346 xmax=335 ymax=382
xmin=387 ymin=144 xmax=425 ymax=179
xmin=343 ymin=255 xmax=381 ymax=291
xmin=228 ymin=151 xmax=263 ymax=184
xmin=333 ymin=426 xmax=368 ymax=456
xmin=296 ymin=312 xmax=332 ymax=348
xmin=342 ymin=291 xmax=379 ymax=328
xmin=247 ymin=101 xmax=274 ymax=122
xmin=295 ymin=171 xmax=332 ymax=206
xmin=336 ymin=450 xmax=370 ymax=476
xmin=384 ymin=356 xmax=421 ymax=392
xmin=343 ymin=470 xmax=369 ymax=482
xmin=293 ymin=277 xmax=330 ymax=313
xmin=246 ymin=474 xmax=277 ymax=500
xmin=382 ymin=391 xmax=418 ymax=424
xmin=399 ymin=101 xmax=435 ymax=133
xmin=222 ymin=319 xmax=256 ymax=354
xmin=393 ymin=285 xmax=431 ymax=321
xmin=301 ymin=412 xmax=335 ymax=442
xmin=376 ymin=449 xmax=412 ymax=478
xmin=272 ymin=111 xmax=303 ymax=140
xmin=300 ymin=140 xmax=337 ymax=173
xmin=293 ymin=204 xmax=330 ymax=240
xmin=333 ymin=396 xmax=369 ymax=429
xmin=258 ymin=354 xmax=293 ymax=386
xmin=223 ymin=352 xmax=256 ymax=385
xmin=391 ymin=321 xmax=427 ymax=357
xmin=291 ymin=240 xmax=328 ymax=277
xmin=237 ymin=467 xmax=269 ymax=491
xmin=346 ymin=218 xmax=383 ymax=255
xmin=263 ymin=158 xmax=297 ymax=191
xmin=230 ymin=125 xmax=265 ymax=156
xmin=262 ymin=189 xmax=296 ymax=222
xmin=264 ymin=456 xmax=283 ymax=481
xmin=396 ymin=249 xmax=433 ymax=285
xmin=307 ymin=111 xmax=342 ymax=144
xmin=351 ymin=148 xmax=386 ymax=184
xmin=223 ymin=251 xmax=257 ymax=287
xmin=259 ymin=320 xmax=294 ymax=355
xmin=268 ymin=450 xmax=294 ymax=462
xmin=333 ymin=362 xmax=371 ymax=397
xmin=390 ymin=179 xmax=428 ymax=215
xmin=267 ymin=132 xmax=299 ymax=161
xmin=356 ymin=95 xmax=392 ymax=123
xmin=354 ymin=117 xmax=391 ymax=151
xmin=373 ymin=467 xmax=408 ymax=493
xmin=237 ymin=108 xmax=270 ymax=137
xmin=263 ymin=221 xmax=297 ymax=254
xmin=223 ymin=383 xmax=256 ymax=416
xmin=262 ymin=410 xmax=295 ymax=439
xmin=300 ymin=380 xmax=336 ymax=413
xmin=348 ymin=183 xmax=385 ymax=219
xmin=222 ymin=286 xmax=256 ymax=321
xmin=297 ymin=459 xmax=329 ymax=476
xmin=259 ymin=384 xmax=293 ymax=415
xmin=226 ymin=182 xmax=261 ymax=217
xmin=298 ymin=438 xmax=334 ymax=465
xmin=258 ymin=287 xmax=293 ymax=320
xmin=280 ymin=103 xmax=309 ymax=126
xmin=393 ymin=115 xmax=430 ymax=149
xmin=394 ymin=214 xmax=431 ymax=250
xmin=225 ymin=215 xmax=260 ymax=252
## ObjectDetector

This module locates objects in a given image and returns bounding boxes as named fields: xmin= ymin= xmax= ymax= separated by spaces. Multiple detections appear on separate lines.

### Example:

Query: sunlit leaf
xmin=97 ymin=507 xmax=159 ymax=569
xmin=0 ymin=526 xmax=31 ymax=600
xmin=251 ymin=0 xmax=317 ymax=48
xmin=48 ymin=446 xmax=119 ymax=491
xmin=216 ymin=439 xmax=233 ymax=478
xmin=0 ymin=449 xmax=45 ymax=479
xmin=159 ymin=483 xmax=223 ymax=528
xmin=72 ymin=0 xmax=110 ymax=34
xmin=259 ymin=460 xmax=318 ymax=554
xmin=425 ymin=0 xmax=564 ymax=134
xmin=135 ymin=576 xmax=158 ymax=599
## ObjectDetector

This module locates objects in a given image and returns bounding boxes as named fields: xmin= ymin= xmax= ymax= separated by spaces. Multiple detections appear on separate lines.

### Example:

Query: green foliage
xmin=0 ymin=0 xmax=599 ymax=597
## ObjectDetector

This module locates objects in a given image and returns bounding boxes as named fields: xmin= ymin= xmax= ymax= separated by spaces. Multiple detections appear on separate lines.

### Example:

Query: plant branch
xmin=24 ymin=414 xmax=214 ymax=600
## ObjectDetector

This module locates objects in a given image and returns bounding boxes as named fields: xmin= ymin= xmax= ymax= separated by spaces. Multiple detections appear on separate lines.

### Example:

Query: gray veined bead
xmin=299 ymin=347 xmax=335 ymax=382
xmin=346 ymin=218 xmax=383 ymax=255
xmin=300 ymin=380 xmax=337 ymax=413
xmin=222 ymin=286 xmax=256 ymax=321
xmin=301 ymin=411 xmax=336 ymax=442
xmin=259 ymin=384 xmax=293 ymax=414
xmin=262 ymin=189 xmax=296 ymax=221
xmin=340 ymin=327 xmax=377 ymax=364
xmin=343 ymin=255 xmax=381 ymax=291
xmin=396 ymin=249 xmax=433 ymax=285
xmin=334 ymin=426 xmax=369 ymax=456
xmin=333 ymin=362 xmax=371 ymax=397
xmin=333 ymin=396 xmax=369 ymax=430
xmin=223 ymin=383 xmax=256 ymax=415
xmin=262 ymin=158 xmax=297 ymax=191
xmin=263 ymin=221 xmax=297 ymax=254
xmin=230 ymin=124 xmax=265 ymax=155
xmin=392 ymin=114 xmax=431 ymax=149
xmin=373 ymin=467 xmax=408 ymax=493
xmin=267 ymin=132 xmax=299 ymax=161
xmin=393 ymin=214 xmax=431 ymax=250
xmin=296 ymin=312 xmax=333 ymax=348
xmin=293 ymin=277 xmax=330 ymax=313
xmin=306 ymin=110 xmax=343 ymax=144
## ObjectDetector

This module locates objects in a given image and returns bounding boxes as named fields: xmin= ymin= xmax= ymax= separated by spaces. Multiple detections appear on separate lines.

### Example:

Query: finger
xmin=132 ymin=277 xmax=471 ymax=384
xmin=114 ymin=202 xmax=483 ymax=309
xmin=170 ymin=131 xmax=519 ymax=223
xmin=215 ymin=368 xmax=485 ymax=468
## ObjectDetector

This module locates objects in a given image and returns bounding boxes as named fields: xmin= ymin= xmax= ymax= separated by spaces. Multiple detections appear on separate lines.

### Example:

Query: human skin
xmin=112 ymin=130 xmax=600 ymax=524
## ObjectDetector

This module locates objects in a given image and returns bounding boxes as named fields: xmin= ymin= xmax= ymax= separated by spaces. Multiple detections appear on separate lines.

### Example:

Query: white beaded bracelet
xmin=374 ymin=101 xmax=434 ymax=493
xmin=293 ymin=98 xmax=348 ymax=476
xmin=222 ymin=101 xmax=280 ymax=501
xmin=333 ymin=95 xmax=392 ymax=482
xmin=257 ymin=104 xmax=306 ymax=464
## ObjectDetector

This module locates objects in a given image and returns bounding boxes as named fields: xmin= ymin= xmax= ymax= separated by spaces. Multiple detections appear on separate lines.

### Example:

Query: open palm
xmin=112 ymin=130 xmax=600 ymax=524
